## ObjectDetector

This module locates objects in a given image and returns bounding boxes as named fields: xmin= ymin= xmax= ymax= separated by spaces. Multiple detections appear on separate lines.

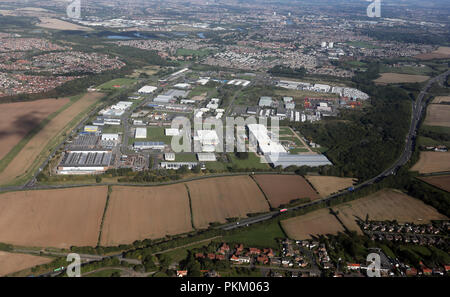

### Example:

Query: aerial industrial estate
xmin=0 ymin=0 xmax=448 ymax=286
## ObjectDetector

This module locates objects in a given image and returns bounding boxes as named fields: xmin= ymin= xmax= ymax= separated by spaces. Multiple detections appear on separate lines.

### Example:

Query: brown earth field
xmin=0 ymin=98 xmax=69 ymax=160
xmin=410 ymin=152 xmax=450 ymax=174
xmin=281 ymin=189 xmax=447 ymax=239
xmin=0 ymin=92 xmax=103 ymax=185
xmin=424 ymin=104 xmax=450 ymax=127
xmin=419 ymin=175 xmax=450 ymax=193
xmin=37 ymin=17 xmax=92 ymax=31
xmin=305 ymin=175 xmax=355 ymax=197
xmin=186 ymin=176 xmax=270 ymax=229
xmin=432 ymin=96 xmax=450 ymax=104
xmin=415 ymin=46 xmax=450 ymax=60
xmin=334 ymin=189 xmax=448 ymax=234
xmin=281 ymin=208 xmax=345 ymax=240
xmin=0 ymin=186 xmax=108 ymax=248
xmin=374 ymin=73 xmax=430 ymax=84
xmin=253 ymin=174 xmax=320 ymax=208
xmin=0 ymin=251 xmax=51 ymax=276
xmin=100 ymin=185 xmax=193 ymax=246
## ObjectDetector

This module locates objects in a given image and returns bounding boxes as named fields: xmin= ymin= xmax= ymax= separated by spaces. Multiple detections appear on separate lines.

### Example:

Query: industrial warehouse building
xmin=160 ymin=162 xmax=200 ymax=170
xmin=246 ymin=123 xmax=332 ymax=168
xmin=197 ymin=153 xmax=217 ymax=162
xmin=265 ymin=154 xmax=332 ymax=169
xmin=133 ymin=141 xmax=165 ymax=150
xmin=84 ymin=125 xmax=99 ymax=133
xmin=101 ymin=134 xmax=119 ymax=141
xmin=135 ymin=127 xmax=147 ymax=139
xmin=258 ymin=96 xmax=273 ymax=107
xmin=57 ymin=150 xmax=113 ymax=175
xmin=138 ymin=85 xmax=157 ymax=94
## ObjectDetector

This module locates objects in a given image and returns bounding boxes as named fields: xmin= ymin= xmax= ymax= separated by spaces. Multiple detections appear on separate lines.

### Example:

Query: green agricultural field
xmin=175 ymin=153 xmax=198 ymax=162
xmin=289 ymin=148 xmax=309 ymax=154
xmin=188 ymin=84 xmax=219 ymax=99
xmin=228 ymin=153 xmax=270 ymax=170
xmin=380 ymin=64 xmax=434 ymax=76
xmin=129 ymin=127 xmax=173 ymax=145
xmin=101 ymin=125 xmax=124 ymax=134
xmin=175 ymin=48 xmax=215 ymax=58
xmin=98 ymin=78 xmax=137 ymax=90
xmin=221 ymin=220 xmax=286 ymax=249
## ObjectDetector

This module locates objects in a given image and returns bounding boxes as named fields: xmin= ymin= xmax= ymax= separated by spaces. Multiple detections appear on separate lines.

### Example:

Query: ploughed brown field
xmin=334 ymin=189 xmax=448 ymax=234
xmin=0 ymin=251 xmax=51 ymax=276
xmin=37 ymin=17 xmax=92 ymax=31
xmin=410 ymin=152 xmax=450 ymax=174
xmin=0 ymin=92 xmax=103 ymax=185
xmin=415 ymin=46 xmax=450 ymax=60
xmin=253 ymin=174 xmax=319 ymax=208
xmin=0 ymin=98 xmax=69 ymax=161
xmin=420 ymin=175 xmax=450 ymax=193
xmin=100 ymin=185 xmax=193 ymax=246
xmin=186 ymin=176 xmax=270 ymax=229
xmin=281 ymin=209 xmax=345 ymax=240
xmin=432 ymin=96 xmax=450 ymax=104
xmin=305 ymin=175 xmax=355 ymax=197
xmin=281 ymin=189 xmax=447 ymax=239
xmin=424 ymin=104 xmax=450 ymax=127
xmin=0 ymin=186 xmax=108 ymax=248
xmin=374 ymin=73 xmax=430 ymax=84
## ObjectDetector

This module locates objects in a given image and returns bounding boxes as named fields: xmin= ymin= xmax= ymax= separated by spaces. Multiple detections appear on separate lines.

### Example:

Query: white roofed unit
xmin=164 ymin=153 xmax=175 ymax=161
xmin=135 ymin=127 xmax=147 ymax=139
xmin=138 ymin=85 xmax=157 ymax=94
xmin=173 ymin=83 xmax=191 ymax=89
xmin=165 ymin=128 xmax=180 ymax=136
xmin=101 ymin=133 xmax=119 ymax=141
xmin=197 ymin=153 xmax=217 ymax=162
xmin=247 ymin=124 xmax=286 ymax=155
xmin=194 ymin=130 xmax=220 ymax=146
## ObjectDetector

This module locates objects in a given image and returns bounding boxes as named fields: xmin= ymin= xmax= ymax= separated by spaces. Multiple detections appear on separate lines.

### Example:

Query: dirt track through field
xmin=0 ymin=92 xmax=103 ymax=185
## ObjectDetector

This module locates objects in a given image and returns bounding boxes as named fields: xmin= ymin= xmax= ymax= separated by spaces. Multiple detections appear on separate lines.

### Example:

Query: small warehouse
xmin=135 ymin=128 xmax=147 ymax=139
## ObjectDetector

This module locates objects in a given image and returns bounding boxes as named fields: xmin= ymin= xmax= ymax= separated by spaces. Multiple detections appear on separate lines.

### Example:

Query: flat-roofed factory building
xmin=57 ymin=150 xmax=113 ymax=175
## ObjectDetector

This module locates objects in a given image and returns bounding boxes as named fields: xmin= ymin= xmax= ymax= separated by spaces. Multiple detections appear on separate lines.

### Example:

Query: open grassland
xmin=0 ymin=92 xmax=104 ymax=186
xmin=0 ymin=98 xmax=69 ymax=161
xmin=424 ymin=104 xmax=450 ymax=127
xmin=0 ymin=186 xmax=108 ymax=248
xmin=37 ymin=17 xmax=92 ymax=31
xmin=97 ymin=78 xmax=138 ymax=90
xmin=415 ymin=46 xmax=450 ymax=60
xmin=410 ymin=152 xmax=450 ymax=174
xmin=281 ymin=209 xmax=344 ymax=240
xmin=186 ymin=176 xmax=270 ymax=229
xmin=100 ymin=185 xmax=193 ymax=246
xmin=305 ymin=175 xmax=355 ymax=197
xmin=432 ymin=96 xmax=450 ymax=104
xmin=374 ymin=73 xmax=430 ymax=84
xmin=334 ymin=189 xmax=448 ymax=234
xmin=253 ymin=174 xmax=319 ymax=208
xmin=419 ymin=175 xmax=450 ymax=193
xmin=0 ymin=251 xmax=51 ymax=277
